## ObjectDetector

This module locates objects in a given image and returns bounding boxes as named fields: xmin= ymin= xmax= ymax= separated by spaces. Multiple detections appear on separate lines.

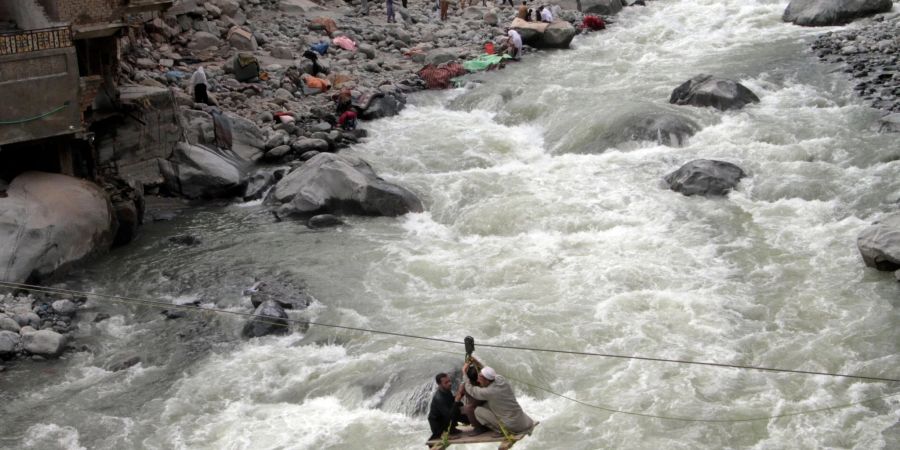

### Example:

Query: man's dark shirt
xmin=428 ymin=387 xmax=458 ymax=438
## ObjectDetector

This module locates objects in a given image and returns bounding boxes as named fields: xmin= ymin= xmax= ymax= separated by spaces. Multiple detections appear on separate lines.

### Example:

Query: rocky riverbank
xmin=0 ymin=292 xmax=88 ymax=365
xmin=121 ymin=0 xmax=587 ymax=156
xmin=810 ymin=11 xmax=900 ymax=119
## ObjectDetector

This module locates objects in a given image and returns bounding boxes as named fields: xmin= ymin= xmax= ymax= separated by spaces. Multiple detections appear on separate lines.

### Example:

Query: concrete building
xmin=0 ymin=0 xmax=171 ymax=180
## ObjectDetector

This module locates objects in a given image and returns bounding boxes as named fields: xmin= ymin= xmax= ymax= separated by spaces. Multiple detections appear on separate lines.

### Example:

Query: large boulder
xmin=227 ymin=26 xmax=257 ymax=51
xmin=857 ymin=213 xmax=900 ymax=271
xmin=664 ymin=159 xmax=746 ymax=197
xmin=242 ymin=300 xmax=289 ymax=338
xmin=783 ymin=0 xmax=893 ymax=26
xmin=267 ymin=153 xmax=424 ymax=217
xmin=0 ymin=172 xmax=116 ymax=283
xmin=425 ymin=47 xmax=463 ymax=65
xmin=181 ymin=108 xmax=265 ymax=161
xmin=577 ymin=111 xmax=700 ymax=153
xmin=359 ymin=92 xmax=407 ymax=120
xmin=540 ymin=21 xmax=577 ymax=49
xmin=580 ymin=0 xmax=623 ymax=15
xmin=191 ymin=31 xmax=222 ymax=50
xmin=162 ymin=142 xmax=247 ymax=199
xmin=669 ymin=74 xmax=760 ymax=111
xmin=211 ymin=0 xmax=241 ymax=17
xmin=22 ymin=329 xmax=66 ymax=357
xmin=0 ymin=331 xmax=19 ymax=359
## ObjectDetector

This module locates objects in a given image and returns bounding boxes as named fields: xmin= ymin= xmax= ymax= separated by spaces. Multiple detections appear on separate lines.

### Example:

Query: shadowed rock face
xmin=664 ymin=159 xmax=746 ymax=197
xmin=0 ymin=172 xmax=116 ymax=283
xmin=580 ymin=0 xmax=624 ymax=15
xmin=670 ymin=75 xmax=760 ymax=111
xmin=857 ymin=213 xmax=900 ymax=272
xmin=566 ymin=110 xmax=700 ymax=154
xmin=267 ymin=153 xmax=424 ymax=218
xmin=783 ymin=0 xmax=894 ymax=26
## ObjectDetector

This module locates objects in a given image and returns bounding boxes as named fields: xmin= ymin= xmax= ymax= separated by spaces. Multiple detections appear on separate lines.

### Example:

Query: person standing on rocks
xmin=440 ymin=0 xmax=450 ymax=20
xmin=387 ymin=0 xmax=396 ymax=22
xmin=190 ymin=66 xmax=210 ymax=105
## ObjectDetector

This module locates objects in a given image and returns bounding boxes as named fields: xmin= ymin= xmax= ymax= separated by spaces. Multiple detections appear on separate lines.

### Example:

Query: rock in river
xmin=267 ymin=153 xmax=424 ymax=217
xmin=664 ymin=159 xmax=746 ymax=197
xmin=670 ymin=74 xmax=760 ymax=111
xmin=242 ymin=300 xmax=290 ymax=338
xmin=857 ymin=212 xmax=900 ymax=272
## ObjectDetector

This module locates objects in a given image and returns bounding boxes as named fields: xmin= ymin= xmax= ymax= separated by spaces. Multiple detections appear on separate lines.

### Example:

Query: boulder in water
xmin=621 ymin=113 xmax=699 ymax=147
xmin=0 ymin=172 xmax=116 ymax=283
xmin=669 ymin=74 xmax=760 ymax=111
xmin=664 ymin=159 xmax=746 ymax=197
xmin=879 ymin=113 xmax=900 ymax=133
xmin=267 ymin=153 xmax=424 ymax=217
xmin=857 ymin=212 xmax=900 ymax=272
xmin=242 ymin=300 xmax=290 ymax=338
xmin=162 ymin=142 xmax=247 ymax=199
xmin=783 ymin=0 xmax=893 ymax=26
xmin=308 ymin=214 xmax=344 ymax=228
xmin=539 ymin=21 xmax=577 ymax=49
xmin=359 ymin=92 xmax=407 ymax=120
xmin=248 ymin=279 xmax=313 ymax=310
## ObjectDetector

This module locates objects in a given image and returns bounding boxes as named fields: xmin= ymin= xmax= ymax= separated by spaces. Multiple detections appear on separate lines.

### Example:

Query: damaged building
xmin=0 ymin=0 xmax=173 ymax=181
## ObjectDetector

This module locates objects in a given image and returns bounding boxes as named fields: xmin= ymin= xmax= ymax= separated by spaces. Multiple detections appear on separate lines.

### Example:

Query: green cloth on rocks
xmin=462 ymin=54 xmax=511 ymax=72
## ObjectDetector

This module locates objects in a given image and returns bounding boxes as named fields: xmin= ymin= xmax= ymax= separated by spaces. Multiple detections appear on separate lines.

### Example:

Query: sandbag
xmin=232 ymin=52 xmax=260 ymax=82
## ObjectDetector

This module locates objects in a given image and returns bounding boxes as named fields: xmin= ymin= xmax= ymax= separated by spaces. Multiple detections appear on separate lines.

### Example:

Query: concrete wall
xmin=38 ymin=0 xmax=120 ymax=25
xmin=0 ymin=0 xmax=55 ymax=30
xmin=0 ymin=46 xmax=81 ymax=146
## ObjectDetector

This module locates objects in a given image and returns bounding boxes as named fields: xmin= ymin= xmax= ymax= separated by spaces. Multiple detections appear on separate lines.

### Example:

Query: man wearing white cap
xmin=460 ymin=362 xmax=534 ymax=435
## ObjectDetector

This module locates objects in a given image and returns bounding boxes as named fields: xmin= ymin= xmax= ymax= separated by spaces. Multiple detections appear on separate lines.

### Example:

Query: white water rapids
xmin=2 ymin=0 xmax=899 ymax=448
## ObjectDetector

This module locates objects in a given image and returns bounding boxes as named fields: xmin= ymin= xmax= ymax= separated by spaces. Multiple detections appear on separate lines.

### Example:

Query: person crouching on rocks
xmin=338 ymin=110 xmax=358 ymax=130
xmin=334 ymin=87 xmax=353 ymax=114
xmin=506 ymin=29 xmax=523 ymax=60
xmin=300 ymin=73 xmax=331 ymax=95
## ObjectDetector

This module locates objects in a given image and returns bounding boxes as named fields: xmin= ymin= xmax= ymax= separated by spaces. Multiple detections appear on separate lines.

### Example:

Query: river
xmin=1 ymin=0 xmax=899 ymax=448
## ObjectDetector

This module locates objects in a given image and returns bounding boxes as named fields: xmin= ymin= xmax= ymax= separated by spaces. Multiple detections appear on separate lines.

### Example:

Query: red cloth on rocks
xmin=417 ymin=63 xmax=468 ymax=90
xmin=580 ymin=15 xmax=606 ymax=30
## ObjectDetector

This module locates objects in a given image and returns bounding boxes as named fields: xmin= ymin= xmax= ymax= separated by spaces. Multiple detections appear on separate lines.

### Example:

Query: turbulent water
xmin=2 ymin=1 xmax=899 ymax=448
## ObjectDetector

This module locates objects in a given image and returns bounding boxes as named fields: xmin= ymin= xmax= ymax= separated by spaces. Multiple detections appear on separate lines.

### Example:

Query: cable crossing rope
xmin=0 ymin=101 xmax=70 ymax=125
xmin=1 ymin=281 xmax=898 ymax=384
xmin=401 ymin=342 xmax=900 ymax=423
